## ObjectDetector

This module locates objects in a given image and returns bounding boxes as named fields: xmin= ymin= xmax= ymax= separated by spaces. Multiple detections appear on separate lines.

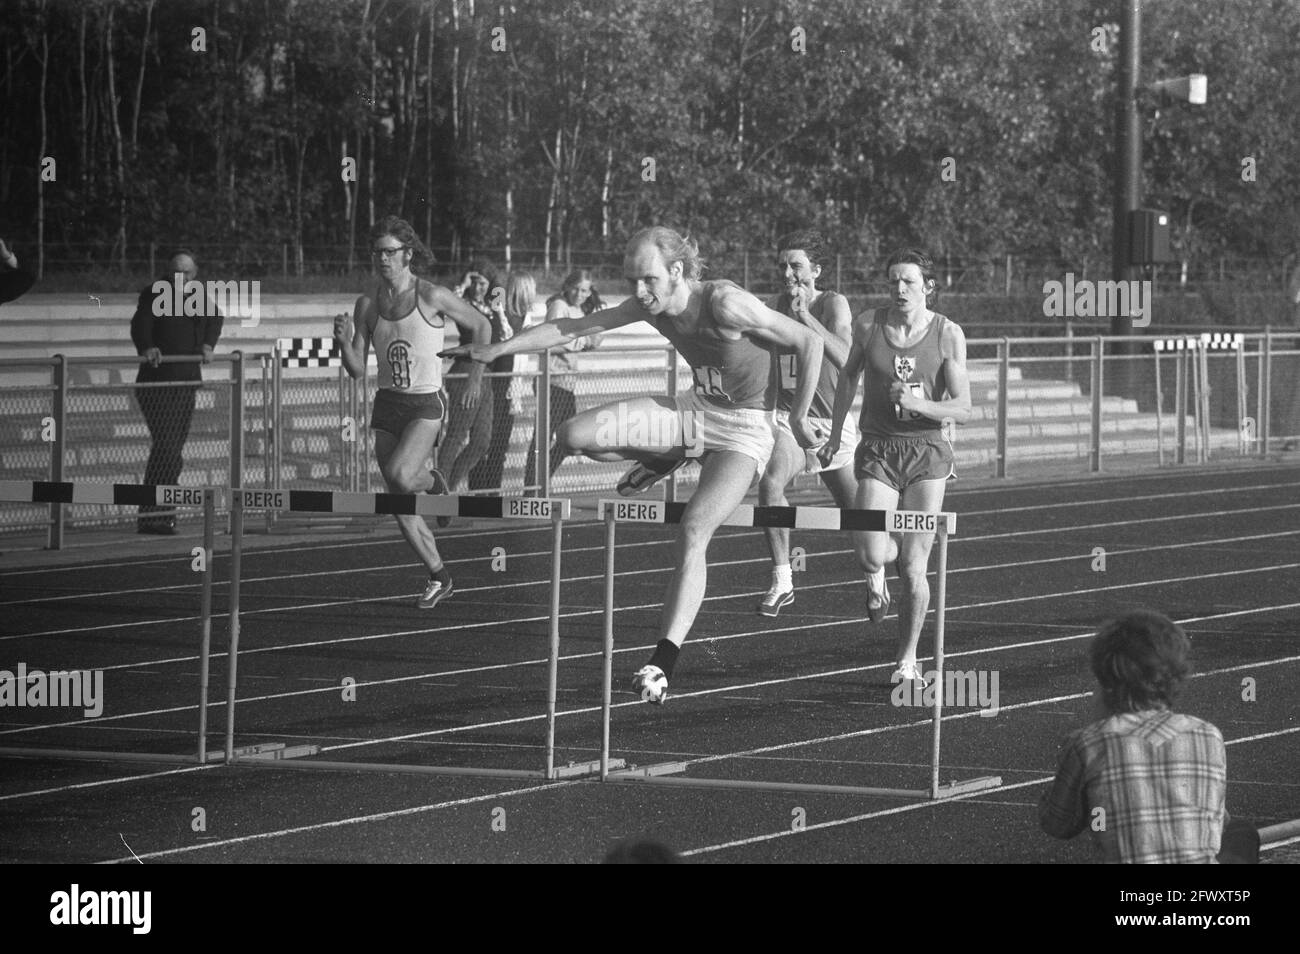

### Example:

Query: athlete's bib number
xmin=692 ymin=366 xmax=731 ymax=400
xmin=896 ymin=381 xmax=925 ymax=420
xmin=778 ymin=354 xmax=798 ymax=390
xmin=387 ymin=339 xmax=413 ymax=390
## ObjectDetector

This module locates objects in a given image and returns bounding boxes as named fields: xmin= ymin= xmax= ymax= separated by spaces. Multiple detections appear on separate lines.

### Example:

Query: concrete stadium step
xmin=953 ymin=430 xmax=1241 ymax=466
xmin=958 ymin=413 xmax=1196 ymax=441
xmin=972 ymin=381 xmax=1086 ymax=402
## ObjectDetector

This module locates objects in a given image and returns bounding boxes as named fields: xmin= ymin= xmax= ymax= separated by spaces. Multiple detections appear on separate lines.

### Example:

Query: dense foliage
xmin=3 ymin=0 xmax=1298 ymax=280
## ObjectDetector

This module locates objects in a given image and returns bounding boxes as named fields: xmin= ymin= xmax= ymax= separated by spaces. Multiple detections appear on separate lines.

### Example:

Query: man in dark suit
xmin=0 ymin=239 xmax=35 ymax=304
xmin=130 ymin=250 xmax=223 ymax=534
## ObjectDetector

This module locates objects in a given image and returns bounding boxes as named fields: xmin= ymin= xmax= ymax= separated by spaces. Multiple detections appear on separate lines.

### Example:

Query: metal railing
xmin=2 ymin=330 xmax=1297 ymax=546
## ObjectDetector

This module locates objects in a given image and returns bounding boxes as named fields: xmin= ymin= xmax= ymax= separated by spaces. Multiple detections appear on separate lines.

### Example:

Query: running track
xmin=0 ymin=462 xmax=1297 ymax=864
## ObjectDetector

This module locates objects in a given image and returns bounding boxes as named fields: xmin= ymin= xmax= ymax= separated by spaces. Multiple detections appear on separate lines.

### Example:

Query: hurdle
xmin=0 ymin=481 xmax=220 ymax=767
xmin=1152 ymin=334 xmax=1245 ymax=465
xmin=267 ymin=338 xmax=368 ymax=532
xmin=595 ymin=498 xmax=1002 ymax=800
xmin=225 ymin=487 xmax=611 ymax=780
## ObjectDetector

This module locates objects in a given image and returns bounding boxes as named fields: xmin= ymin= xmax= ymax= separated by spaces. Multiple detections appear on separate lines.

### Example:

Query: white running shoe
xmin=757 ymin=584 xmax=795 ymax=617
xmin=889 ymin=660 xmax=930 ymax=685
xmin=416 ymin=576 xmax=454 ymax=609
xmin=617 ymin=459 xmax=688 ymax=497
xmin=631 ymin=664 xmax=669 ymax=704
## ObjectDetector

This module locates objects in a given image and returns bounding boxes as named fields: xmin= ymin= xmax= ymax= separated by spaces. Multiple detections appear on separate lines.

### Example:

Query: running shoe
xmin=631 ymin=664 xmax=669 ymax=704
xmin=617 ymin=458 xmax=688 ymax=497
xmin=427 ymin=467 xmax=452 ymax=528
xmin=866 ymin=568 xmax=890 ymax=623
xmin=757 ymin=584 xmax=795 ymax=617
xmin=416 ymin=575 xmax=454 ymax=609
xmin=890 ymin=660 xmax=931 ymax=685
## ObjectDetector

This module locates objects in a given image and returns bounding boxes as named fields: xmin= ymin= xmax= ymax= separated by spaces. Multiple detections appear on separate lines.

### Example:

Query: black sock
xmin=432 ymin=565 xmax=453 ymax=585
xmin=648 ymin=639 xmax=680 ymax=678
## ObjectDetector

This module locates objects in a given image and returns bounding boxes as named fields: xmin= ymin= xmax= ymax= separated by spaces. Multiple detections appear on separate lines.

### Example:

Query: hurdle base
xmin=605 ymin=761 xmax=689 ymax=779
xmin=228 ymin=742 xmax=322 ymax=762
xmin=0 ymin=746 xmax=205 ymax=767
xmin=933 ymin=775 xmax=1003 ymax=799
xmin=550 ymin=758 xmax=625 ymax=779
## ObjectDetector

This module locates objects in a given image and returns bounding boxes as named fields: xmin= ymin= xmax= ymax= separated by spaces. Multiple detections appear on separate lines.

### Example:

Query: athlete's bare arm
xmin=334 ymin=297 xmax=373 ymax=380
xmin=713 ymin=286 xmax=824 ymax=448
xmin=427 ymin=283 xmax=491 ymax=409
xmin=790 ymin=288 xmax=852 ymax=370
xmin=818 ymin=318 xmax=869 ymax=466
xmin=440 ymin=296 xmax=646 ymax=363
xmin=890 ymin=320 xmax=972 ymax=425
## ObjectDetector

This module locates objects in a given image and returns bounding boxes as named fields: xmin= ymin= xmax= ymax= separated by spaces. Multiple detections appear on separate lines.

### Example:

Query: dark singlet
xmin=771 ymin=289 xmax=846 ymax=419
xmin=651 ymin=280 xmax=775 ymax=411
xmin=860 ymin=310 xmax=949 ymax=438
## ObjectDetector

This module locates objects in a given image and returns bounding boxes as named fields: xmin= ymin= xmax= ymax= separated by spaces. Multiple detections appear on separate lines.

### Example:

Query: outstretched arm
xmin=440 ymin=296 xmax=646 ymax=363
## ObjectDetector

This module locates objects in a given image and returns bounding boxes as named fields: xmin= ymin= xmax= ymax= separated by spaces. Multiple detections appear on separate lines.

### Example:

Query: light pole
xmin=1112 ymin=0 xmax=1143 ymax=338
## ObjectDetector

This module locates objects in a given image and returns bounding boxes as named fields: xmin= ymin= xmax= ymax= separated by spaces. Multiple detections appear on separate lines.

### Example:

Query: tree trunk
xmin=397 ymin=20 xmax=421 ymax=217
xmin=543 ymin=127 xmax=561 ymax=274
xmin=342 ymin=134 xmax=355 ymax=269
xmin=425 ymin=0 xmax=435 ymax=245
xmin=36 ymin=3 xmax=48 ymax=279
xmin=601 ymin=143 xmax=612 ymax=243
xmin=78 ymin=4 xmax=88 ymax=221
xmin=130 ymin=0 xmax=155 ymax=159
xmin=104 ymin=4 xmax=128 ymax=271
xmin=367 ymin=22 xmax=376 ymax=229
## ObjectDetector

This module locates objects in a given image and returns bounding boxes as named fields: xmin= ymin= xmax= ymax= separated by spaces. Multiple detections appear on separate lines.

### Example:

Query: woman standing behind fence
xmin=470 ymin=272 xmax=537 ymax=490
xmin=333 ymin=216 xmax=490 ymax=609
xmin=524 ymin=269 xmax=605 ymax=491
xmin=440 ymin=261 xmax=502 ymax=492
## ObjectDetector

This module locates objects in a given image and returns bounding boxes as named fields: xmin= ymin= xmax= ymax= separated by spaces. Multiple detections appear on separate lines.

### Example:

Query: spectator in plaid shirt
xmin=1039 ymin=611 xmax=1258 ymax=863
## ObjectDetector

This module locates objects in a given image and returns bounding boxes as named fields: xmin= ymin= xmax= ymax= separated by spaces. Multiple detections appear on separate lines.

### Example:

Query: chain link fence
xmin=2 ymin=334 xmax=1295 ymax=545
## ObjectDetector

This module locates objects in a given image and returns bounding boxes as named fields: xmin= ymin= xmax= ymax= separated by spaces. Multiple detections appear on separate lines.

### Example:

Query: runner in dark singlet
xmin=821 ymin=248 xmax=971 ymax=683
xmin=441 ymin=226 xmax=825 ymax=703
xmin=756 ymin=230 xmax=859 ymax=616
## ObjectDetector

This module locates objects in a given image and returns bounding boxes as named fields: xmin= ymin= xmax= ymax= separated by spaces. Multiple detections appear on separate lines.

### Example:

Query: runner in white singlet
xmin=333 ymin=215 xmax=492 ymax=610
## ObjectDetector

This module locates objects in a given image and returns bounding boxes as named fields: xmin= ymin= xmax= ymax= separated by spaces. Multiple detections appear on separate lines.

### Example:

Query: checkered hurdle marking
xmin=276 ymin=336 xmax=341 ymax=367
xmin=223 ymin=489 xmax=594 ymax=779
xmin=0 ymin=481 xmax=222 ymax=767
xmin=1150 ymin=333 xmax=1249 ymax=466
xmin=594 ymin=498 xmax=1001 ymax=801
xmin=1152 ymin=333 xmax=1243 ymax=352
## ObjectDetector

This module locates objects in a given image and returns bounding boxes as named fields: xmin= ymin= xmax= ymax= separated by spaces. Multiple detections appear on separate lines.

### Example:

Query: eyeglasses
xmin=371 ymin=246 xmax=410 ymax=260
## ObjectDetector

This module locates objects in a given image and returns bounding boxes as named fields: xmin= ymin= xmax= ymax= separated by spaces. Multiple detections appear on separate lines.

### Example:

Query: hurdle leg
xmin=929 ymin=523 xmax=948 ymax=799
xmin=1153 ymin=350 xmax=1164 ymax=467
xmin=544 ymin=512 xmax=562 ymax=778
xmin=197 ymin=489 xmax=215 ymax=764
xmin=224 ymin=493 xmax=245 ymax=763
xmin=600 ymin=508 xmax=616 ymax=779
